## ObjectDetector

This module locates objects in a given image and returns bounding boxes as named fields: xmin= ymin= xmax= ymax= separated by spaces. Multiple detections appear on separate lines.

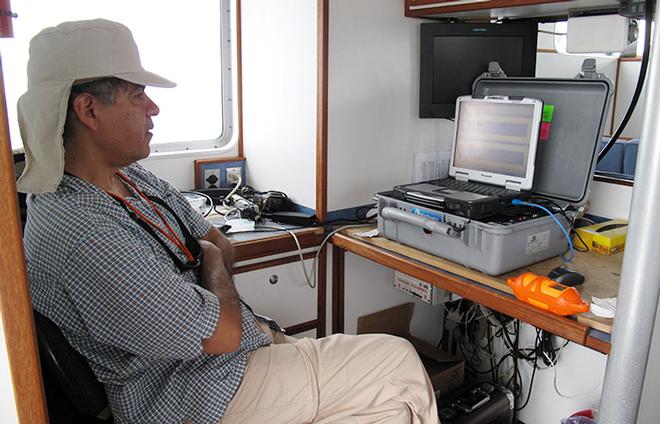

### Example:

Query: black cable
xmin=538 ymin=330 xmax=557 ymax=366
xmin=487 ymin=326 xmax=497 ymax=383
xmin=436 ymin=309 xmax=449 ymax=350
xmin=354 ymin=203 xmax=377 ymax=220
xmin=516 ymin=330 xmax=541 ymax=411
xmin=453 ymin=304 xmax=575 ymax=413
xmin=318 ymin=216 xmax=377 ymax=226
xmin=512 ymin=321 xmax=521 ymax=408
xmin=448 ymin=219 xmax=470 ymax=233
xmin=597 ymin=0 xmax=654 ymax=163
xmin=529 ymin=196 xmax=589 ymax=253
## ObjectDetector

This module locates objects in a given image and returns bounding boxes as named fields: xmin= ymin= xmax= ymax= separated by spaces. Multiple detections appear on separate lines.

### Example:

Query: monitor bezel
xmin=419 ymin=23 xmax=538 ymax=119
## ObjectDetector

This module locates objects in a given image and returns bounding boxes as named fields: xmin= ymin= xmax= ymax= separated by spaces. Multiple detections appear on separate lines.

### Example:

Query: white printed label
xmin=394 ymin=271 xmax=433 ymax=304
xmin=526 ymin=231 xmax=550 ymax=255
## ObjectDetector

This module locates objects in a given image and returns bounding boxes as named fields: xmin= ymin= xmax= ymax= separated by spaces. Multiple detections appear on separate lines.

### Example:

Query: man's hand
xmin=201 ymin=227 xmax=234 ymax=275
xmin=198 ymin=240 xmax=243 ymax=354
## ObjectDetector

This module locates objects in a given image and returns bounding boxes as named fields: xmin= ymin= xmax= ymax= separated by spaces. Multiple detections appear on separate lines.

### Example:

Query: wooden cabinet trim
xmin=405 ymin=0 xmax=571 ymax=16
xmin=232 ymin=227 xmax=324 ymax=261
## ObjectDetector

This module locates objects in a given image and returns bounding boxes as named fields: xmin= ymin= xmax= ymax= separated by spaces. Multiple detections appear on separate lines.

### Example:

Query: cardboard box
xmin=357 ymin=303 xmax=464 ymax=397
xmin=575 ymin=219 xmax=627 ymax=255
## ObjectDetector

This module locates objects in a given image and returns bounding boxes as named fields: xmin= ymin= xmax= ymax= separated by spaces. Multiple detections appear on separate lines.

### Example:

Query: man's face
xmin=95 ymin=82 xmax=160 ymax=166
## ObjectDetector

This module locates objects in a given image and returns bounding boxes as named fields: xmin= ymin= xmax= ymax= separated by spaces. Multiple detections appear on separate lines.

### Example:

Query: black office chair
xmin=13 ymin=153 xmax=112 ymax=424
xmin=14 ymin=154 xmax=111 ymax=422
xmin=12 ymin=152 xmax=27 ymax=233
xmin=33 ymin=311 xmax=112 ymax=423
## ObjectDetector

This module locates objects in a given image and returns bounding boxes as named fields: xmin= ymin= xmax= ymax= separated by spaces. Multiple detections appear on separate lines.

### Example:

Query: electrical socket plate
xmin=194 ymin=157 xmax=246 ymax=190
xmin=203 ymin=169 xmax=221 ymax=189
xmin=226 ymin=167 xmax=243 ymax=185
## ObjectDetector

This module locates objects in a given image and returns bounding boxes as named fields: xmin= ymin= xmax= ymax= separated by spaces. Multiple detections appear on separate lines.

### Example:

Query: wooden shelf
xmin=331 ymin=226 xmax=615 ymax=354
xmin=405 ymin=0 xmax=619 ymax=20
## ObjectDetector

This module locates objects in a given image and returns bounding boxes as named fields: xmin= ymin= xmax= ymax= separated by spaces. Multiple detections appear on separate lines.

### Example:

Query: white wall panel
xmin=240 ymin=0 xmax=317 ymax=209
xmin=343 ymin=253 xmax=445 ymax=345
xmin=613 ymin=60 xmax=645 ymax=139
xmin=328 ymin=0 xmax=454 ymax=211
xmin=537 ymin=23 xmax=557 ymax=50
xmin=140 ymin=144 xmax=239 ymax=190
xmin=516 ymin=324 xmax=607 ymax=424
xmin=590 ymin=179 xmax=632 ymax=219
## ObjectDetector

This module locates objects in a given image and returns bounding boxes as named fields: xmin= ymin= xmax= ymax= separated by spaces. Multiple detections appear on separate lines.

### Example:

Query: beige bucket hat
xmin=16 ymin=18 xmax=176 ymax=193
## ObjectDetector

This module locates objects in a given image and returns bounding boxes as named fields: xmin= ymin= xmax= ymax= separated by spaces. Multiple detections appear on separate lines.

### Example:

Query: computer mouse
xmin=548 ymin=267 xmax=585 ymax=287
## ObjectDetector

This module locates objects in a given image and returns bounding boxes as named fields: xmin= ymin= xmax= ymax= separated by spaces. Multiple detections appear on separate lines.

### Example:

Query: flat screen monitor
xmin=419 ymin=23 xmax=538 ymax=118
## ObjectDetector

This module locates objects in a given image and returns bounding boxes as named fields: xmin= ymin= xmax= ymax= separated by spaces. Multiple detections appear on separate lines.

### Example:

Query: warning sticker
xmin=526 ymin=231 xmax=550 ymax=255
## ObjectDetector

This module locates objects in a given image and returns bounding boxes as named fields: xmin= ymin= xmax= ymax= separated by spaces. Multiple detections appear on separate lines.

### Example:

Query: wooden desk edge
xmin=586 ymin=335 xmax=611 ymax=354
xmin=331 ymin=232 xmax=609 ymax=352
xmin=233 ymin=227 xmax=325 ymax=261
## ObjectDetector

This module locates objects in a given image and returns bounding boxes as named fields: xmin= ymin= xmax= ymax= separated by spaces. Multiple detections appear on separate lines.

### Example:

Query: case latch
xmin=574 ymin=59 xmax=613 ymax=89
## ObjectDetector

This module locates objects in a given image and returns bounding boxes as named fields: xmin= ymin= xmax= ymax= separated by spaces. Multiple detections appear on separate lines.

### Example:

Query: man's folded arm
xmin=197 ymin=239 xmax=243 ymax=354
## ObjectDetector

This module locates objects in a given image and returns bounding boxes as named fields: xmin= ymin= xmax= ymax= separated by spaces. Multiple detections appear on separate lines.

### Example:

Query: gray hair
xmin=63 ymin=77 xmax=132 ymax=142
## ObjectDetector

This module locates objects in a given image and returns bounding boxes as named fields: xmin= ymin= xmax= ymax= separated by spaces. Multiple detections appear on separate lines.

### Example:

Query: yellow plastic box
xmin=575 ymin=219 xmax=628 ymax=255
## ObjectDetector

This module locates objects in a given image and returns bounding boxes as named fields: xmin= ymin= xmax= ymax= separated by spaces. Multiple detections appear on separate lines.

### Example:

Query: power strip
xmin=394 ymin=271 xmax=450 ymax=305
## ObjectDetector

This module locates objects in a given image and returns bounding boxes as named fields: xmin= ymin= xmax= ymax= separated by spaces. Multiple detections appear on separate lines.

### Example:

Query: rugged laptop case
xmin=378 ymin=76 xmax=613 ymax=275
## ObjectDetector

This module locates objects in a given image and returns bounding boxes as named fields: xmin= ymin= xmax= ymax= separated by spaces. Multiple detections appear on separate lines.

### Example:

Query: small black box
xmin=437 ymin=383 xmax=514 ymax=424
xmin=269 ymin=211 xmax=317 ymax=226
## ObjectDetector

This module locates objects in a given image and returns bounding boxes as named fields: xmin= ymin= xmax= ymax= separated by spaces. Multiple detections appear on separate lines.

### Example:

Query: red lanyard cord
xmin=108 ymin=172 xmax=195 ymax=262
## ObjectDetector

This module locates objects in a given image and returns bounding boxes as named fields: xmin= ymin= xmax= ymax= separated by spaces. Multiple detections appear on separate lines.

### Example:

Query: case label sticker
xmin=411 ymin=207 xmax=444 ymax=222
xmin=526 ymin=231 xmax=550 ymax=255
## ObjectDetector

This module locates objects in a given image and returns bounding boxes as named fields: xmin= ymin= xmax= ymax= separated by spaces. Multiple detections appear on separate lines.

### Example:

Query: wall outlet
xmin=194 ymin=157 xmax=246 ymax=190
xmin=203 ymin=169 xmax=221 ymax=189
xmin=226 ymin=167 xmax=243 ymax=185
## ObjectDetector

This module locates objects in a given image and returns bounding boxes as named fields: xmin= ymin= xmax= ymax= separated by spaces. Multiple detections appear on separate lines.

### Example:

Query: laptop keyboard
xmin=431 ymin=178 xmax=512 ymax=196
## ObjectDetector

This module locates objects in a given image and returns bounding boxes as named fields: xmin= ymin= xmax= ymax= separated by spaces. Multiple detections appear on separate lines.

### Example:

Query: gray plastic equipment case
xmin=378 ymin=76 xmax=612 ymax=275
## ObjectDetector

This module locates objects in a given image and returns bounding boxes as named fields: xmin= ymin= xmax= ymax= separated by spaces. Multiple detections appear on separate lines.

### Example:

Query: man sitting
xmin=19 ymin=19 xmax=438 ymax=423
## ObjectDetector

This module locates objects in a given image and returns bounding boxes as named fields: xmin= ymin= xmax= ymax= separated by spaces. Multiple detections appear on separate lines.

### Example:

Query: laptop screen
xmin=452 ymin=98 xmax=540 ymax=179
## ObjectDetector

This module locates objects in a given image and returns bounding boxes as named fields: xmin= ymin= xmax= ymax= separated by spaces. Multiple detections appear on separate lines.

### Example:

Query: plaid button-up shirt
xmin=24 ymin=163 xmax=270 ymax=423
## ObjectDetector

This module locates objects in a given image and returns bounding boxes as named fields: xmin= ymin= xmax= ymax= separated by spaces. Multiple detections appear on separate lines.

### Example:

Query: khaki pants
xmin=221 ymin=327 xmax=439 ymax=424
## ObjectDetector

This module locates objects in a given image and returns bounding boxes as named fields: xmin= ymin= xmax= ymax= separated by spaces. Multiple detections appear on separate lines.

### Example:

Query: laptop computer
xmin=394 ymin=95 xmax=543 ymax=219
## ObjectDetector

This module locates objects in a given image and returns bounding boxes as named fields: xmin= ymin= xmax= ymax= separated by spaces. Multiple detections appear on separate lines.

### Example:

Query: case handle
xmin=381 ymin=207 xmax=459 ymax=238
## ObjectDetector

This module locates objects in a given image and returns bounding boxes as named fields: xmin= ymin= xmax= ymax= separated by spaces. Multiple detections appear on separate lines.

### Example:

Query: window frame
xmin=150 ymin=0 xmax=235 ymax=155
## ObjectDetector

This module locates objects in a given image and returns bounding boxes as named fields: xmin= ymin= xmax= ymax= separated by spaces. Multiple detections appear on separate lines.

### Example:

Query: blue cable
xmin=511 ymin=199 xmax=574 ymax=263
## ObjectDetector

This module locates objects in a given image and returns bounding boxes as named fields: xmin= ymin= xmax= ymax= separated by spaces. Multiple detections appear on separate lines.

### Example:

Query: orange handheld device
xmin=507 ymin=272 xmax=590 ymax=316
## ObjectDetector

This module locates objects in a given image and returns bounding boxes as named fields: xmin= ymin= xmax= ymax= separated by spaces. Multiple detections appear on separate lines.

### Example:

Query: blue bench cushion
xmin=623 ymin=138 xmax=639 ymax=176
xmin=596 ymin=138 xmax=625 ymax=174
xmin=595 ymin=137 xmax=639 ymax=179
